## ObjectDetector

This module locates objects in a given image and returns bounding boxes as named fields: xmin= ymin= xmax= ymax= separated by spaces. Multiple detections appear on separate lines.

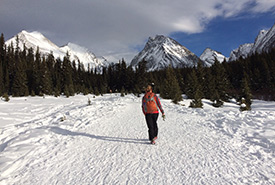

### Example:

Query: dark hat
xmin=149 ymin=82 xmax=155 ymax=89
xmin=148 ymin=82 xmax=154 ymax=86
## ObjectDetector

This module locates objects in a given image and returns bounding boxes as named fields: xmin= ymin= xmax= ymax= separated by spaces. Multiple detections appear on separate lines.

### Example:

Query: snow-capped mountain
xmin=60 ymin=43 xmax=108 ymax=69
xmin=200 ymin=48 xmax=227 ymax=66
xmin=229 ymin=22 xmax=275 ymax=61
xmin=130 ymin=35 xmax=200 ymax=71
xmin=5 ymin=30 xmax=108 ymax=70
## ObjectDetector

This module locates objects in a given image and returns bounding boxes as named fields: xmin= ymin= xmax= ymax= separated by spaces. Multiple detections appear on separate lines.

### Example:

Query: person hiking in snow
xmin=142 ymin=83 xmax=165 ymax=144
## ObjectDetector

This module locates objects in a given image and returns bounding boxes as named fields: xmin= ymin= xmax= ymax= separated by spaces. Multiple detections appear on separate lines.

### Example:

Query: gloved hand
xmin=162 ymin=114 xmax=166 ymax=121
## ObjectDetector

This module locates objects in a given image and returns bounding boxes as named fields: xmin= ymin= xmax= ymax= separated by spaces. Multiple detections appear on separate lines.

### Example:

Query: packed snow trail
xmin=0 ymin=94 xmax=274 ymax=184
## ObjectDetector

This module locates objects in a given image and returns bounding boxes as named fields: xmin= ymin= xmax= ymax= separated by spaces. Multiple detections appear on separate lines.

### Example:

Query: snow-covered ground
xmin=0 ymin=94 xmax=274 ymax=184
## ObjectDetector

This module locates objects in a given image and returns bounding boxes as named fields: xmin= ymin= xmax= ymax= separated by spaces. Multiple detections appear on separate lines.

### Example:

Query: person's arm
xmin=155 ymin=95 xmax=164 ymax=115
xmin=142 ymin=97 xmax=146 ymax=115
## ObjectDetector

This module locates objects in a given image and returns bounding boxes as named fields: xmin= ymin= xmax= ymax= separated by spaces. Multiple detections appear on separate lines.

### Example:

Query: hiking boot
xmin=151 ymin=137 xmax=157 ymax=144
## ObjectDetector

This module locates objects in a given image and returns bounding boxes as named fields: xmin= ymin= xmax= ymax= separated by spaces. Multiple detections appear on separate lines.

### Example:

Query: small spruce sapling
xmin=121 ymin=87 xmax=125 ymax=97
xmin=2 ymin=93 xmax=10 ymax=102
xmin=87 ymin=97 xmax=91 ymax=106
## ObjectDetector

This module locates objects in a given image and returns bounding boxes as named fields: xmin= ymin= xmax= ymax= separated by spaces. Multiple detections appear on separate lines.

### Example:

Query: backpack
xmin=144 ymin=92 xmax=158 ymax=113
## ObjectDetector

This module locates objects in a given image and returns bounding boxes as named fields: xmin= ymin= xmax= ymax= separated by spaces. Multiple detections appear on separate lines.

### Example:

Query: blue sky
xmin=170 ymin=12 xmax=275 ymax=57
xmin=1 ymin=0 xmax=275 ymax=62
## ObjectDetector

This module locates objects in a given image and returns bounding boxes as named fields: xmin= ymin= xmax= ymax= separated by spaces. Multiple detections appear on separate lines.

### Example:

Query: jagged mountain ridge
xmin=5 ymin=30 xmax=109 ymax=70
xmin=252 ymin=23 xmax=275 ymax=54
xmin=130 ymin=35 xmax=200 ymax=71
xmin=229 ymin=43 xmax=254 ymax=61
xmin=229 ymin=22 xmax=275 ymax=61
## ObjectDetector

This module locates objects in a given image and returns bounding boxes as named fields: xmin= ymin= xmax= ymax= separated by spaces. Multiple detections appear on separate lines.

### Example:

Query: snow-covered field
xmin=0 ymin=94 xmax=274 ymax=184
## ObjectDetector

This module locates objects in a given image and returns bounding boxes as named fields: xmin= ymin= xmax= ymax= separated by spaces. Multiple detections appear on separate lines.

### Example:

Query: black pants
xmin=145 ymin=113 xmax=159 ymax=141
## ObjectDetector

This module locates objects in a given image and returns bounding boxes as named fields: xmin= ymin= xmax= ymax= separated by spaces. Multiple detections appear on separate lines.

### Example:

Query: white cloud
xmin=252 ymin=0 xmax=275 ymax=12
xmin=1 ymin=0 xmax=275 ymax=62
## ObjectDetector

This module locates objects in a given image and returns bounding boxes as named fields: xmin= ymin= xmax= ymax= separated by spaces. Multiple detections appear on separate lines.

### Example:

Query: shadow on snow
xmin=45 ymin=126 xmax=149 ymax=145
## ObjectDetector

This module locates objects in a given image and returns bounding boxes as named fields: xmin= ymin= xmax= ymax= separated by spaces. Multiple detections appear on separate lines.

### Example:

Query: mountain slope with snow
xmin=0 ymin=94 xmax=274 ymax=184
xmin=200 ymin=48 xmax=227 ymax=66
xmin=5 ymin=30 xmax=108 ymax=70
xmin=252 ymin=23 xmax=275 ymax=54
xmin=130 ymin=35 xmax=200 ymax=71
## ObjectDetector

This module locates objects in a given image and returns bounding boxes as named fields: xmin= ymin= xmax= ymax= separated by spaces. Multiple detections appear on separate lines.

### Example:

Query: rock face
xmin=252 ymin=23 xmax=275 ymax=54
xmin=130 ymin=35 xmax=200 ymax=71
xmin=5 ymin=30 xmax=108 ymax=70
xmin=229 ymin=43 xmax=254 ymax=61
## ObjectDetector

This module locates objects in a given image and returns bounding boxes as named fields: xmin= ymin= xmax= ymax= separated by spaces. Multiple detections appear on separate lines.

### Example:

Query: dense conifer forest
xmin=1 ymin=33 xmax=274 ymax=107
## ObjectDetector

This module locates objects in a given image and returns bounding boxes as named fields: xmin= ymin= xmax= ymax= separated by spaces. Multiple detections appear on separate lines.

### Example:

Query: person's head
xmin=146 ymin=83 xmax=154 ymax=92
xmin=145 ymin=85 xmax=152 ymax=92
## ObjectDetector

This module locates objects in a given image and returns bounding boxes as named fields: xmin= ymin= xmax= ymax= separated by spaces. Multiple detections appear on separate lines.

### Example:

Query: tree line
xmin=0 ymin=34 xmax=149 ymax=98
xmin=1 ymin=33 xmax=274 ymax=110
xmin=149 ymin=49 xmax=275 ymax=109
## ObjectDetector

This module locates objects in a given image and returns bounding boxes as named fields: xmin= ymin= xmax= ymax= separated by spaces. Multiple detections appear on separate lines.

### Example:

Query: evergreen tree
xmin=189 ymin=88 xmax=203 ymax=108
xmin=204 ymin=70 xmax=215 ymax=100
xmin=120 ymin=86 xmax=125 ymax=97
xmin=0 ymin=59 xmax=3 ymax=95
xmin=239 ymin=72 xmax=252 ymax=111
xmin=185 ymin=68 xmax=202 ymax=99
xmin=175 ymin=68 xmax=185 ymax=94
xmin=25 ymin=47 xmax=35 ymax=94
xmin=100 ymin=67 xmax=108 ymax=94
xmin=0 ymin=42 xmax=9 ymax=95
xmin=71 ymin=60 xmax=80 ymax=93
xmin=135 ymin=59 xmax=147 ymax=93
xmin=10 ymin=38 xmax=29 ymax=96
xmin=212 ymin=89 xmax=223 ymax=107
xmin=94 ymin=87 xmax=100 ymax=96
xmin=53 ymin=58 xmax=62 ymax=96
xmin=6 ymin=44 xmax=15 ymax=94
xmin=62 ymin=52 xmax=74 ymax=96
xmin=209 ymin=68 xmax=224 ymax=108
xmin=160 ymin=65 xmax=182 ymax=104
xmin=211 ymin=59 xmax=230 ymax=102
xmin=33 ymin=47 xmax=42 ymax=94
xmin=0 ymin=33 xmax=5 ymax=95
xmin=186 ymin=68 xmax=203 ymax=108
xmin=40 ymin=56 xmax=53 ymax=95
xmin=46 ymin=52 xmax=55 ymax=93
xmin=0 ymin=33 xmax=4 ymax=58
xmin=77 ymin=61 xmax=86 ymax=93
xmin=2 ymin=92 xmax=9 ymax=102
xmin=196 ymin=61 xmax=205 ymax=98
xmin=11 ymin=57 xmax=28 ymax=96
xmin=125 ymin=66 xmax=135 ymax=93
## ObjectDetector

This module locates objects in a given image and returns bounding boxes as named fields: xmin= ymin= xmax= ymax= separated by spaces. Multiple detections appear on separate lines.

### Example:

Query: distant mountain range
xmin=131 ymin=22 xmax=275 ymax=70
xmin=5 ymin=30 xmax=109 ymax=70
xmin=5 ymin=22 xmax=275 ymax=71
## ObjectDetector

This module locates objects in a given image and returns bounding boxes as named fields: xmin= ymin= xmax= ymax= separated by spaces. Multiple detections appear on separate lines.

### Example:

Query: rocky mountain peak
xmin=130 ymin=35 xmax=200 ymax=71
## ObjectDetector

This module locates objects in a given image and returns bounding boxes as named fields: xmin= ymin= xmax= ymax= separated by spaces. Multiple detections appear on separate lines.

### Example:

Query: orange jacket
xmin=142 ymin=92 xmax=164 ymax=114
